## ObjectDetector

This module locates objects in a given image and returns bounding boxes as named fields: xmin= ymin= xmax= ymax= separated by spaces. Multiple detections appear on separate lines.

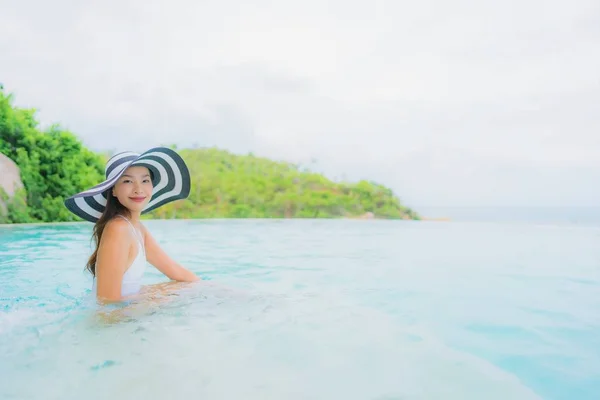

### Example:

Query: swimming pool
xmin=1 ymin=219 xmax=599 ymax=399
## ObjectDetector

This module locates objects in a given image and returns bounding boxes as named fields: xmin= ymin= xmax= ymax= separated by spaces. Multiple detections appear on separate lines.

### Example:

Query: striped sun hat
xmin=64 ymin=147 xmax=191 ymax=223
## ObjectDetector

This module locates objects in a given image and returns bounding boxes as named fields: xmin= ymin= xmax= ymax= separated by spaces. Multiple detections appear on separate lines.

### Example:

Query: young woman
xmin=64 ymin=147 xmax=199 ymax=304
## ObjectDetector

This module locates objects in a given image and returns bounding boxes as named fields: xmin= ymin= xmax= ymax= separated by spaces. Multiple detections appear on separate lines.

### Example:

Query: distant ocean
xmin=418 ymin=206 xmax=600 ymax=227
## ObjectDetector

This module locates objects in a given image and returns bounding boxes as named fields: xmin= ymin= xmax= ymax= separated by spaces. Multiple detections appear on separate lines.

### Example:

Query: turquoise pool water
xmin=1 ymin=218 xmax=599 ymax=399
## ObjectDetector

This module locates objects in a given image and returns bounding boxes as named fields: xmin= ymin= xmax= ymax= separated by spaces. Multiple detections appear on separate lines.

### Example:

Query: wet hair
xmin=85 ymin=189 xmax=130 ymax=277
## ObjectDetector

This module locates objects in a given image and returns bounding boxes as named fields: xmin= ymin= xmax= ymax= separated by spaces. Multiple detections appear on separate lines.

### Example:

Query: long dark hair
xmin=85 ymin=189 xmax=130 ymax=277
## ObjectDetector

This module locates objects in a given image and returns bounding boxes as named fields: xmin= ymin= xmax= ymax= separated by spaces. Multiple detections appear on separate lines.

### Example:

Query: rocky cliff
xmin=0 ymin=153 xmax=24 ymax=216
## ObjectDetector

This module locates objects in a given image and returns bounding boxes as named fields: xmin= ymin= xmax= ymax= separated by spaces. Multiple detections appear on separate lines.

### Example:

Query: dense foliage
xmin=0 ymin=187 xmax=29 ymax=224
xmin=0 ymin=88 xmax=419 ymax=223
xmin=146 ymin=148 xmax=420 ymax=220
xmin=0 ymin=89 xmax=106 ymax=223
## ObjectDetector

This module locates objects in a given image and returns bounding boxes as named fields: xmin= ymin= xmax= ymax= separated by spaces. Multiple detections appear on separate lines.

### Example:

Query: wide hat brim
xmin=64 ymin=147 xmax=191 ymax=223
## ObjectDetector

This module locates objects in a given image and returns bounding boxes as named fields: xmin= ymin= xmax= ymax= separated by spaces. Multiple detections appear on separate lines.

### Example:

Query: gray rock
xmin=0 ymin=153 xmax=24 ymax=215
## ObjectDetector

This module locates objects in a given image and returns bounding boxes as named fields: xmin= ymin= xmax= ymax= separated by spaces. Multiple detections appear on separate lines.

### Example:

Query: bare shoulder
xmin=139 ymin=221 xmax=149 ymax=233
xmin=138 ymin=221 xmax=147 ymax=233
xmin=101 ymin=218 xmax=133 ymax=245
xmin=138 ymin=222 xmax=153 ymax=240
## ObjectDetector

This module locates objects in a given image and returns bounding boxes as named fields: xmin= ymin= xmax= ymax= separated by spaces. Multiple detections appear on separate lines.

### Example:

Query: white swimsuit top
xmin=92 ymin=215 xmax=147 ymax=297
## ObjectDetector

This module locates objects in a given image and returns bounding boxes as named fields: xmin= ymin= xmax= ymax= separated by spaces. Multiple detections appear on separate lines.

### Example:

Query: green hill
xmin=0 ymin=87 xmax=420 ymax=223
xmin=146 ymin=147 xmax=420 ymax=220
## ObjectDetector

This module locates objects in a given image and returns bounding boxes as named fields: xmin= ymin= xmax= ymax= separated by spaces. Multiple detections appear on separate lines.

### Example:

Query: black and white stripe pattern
xmin=64 ymin=147 xmax=191 ymax=223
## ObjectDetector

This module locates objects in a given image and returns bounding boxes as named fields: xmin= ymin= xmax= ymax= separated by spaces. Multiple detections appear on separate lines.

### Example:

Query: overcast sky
xmin=1 ymin=0 xmax=599 ymax=210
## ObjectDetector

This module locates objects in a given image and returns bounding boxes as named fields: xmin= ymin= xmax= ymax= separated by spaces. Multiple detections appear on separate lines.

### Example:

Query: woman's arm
xmin=142 ymin=227 xmax=200 ymax=282
xmin=95 ymin=219 xmax=131 ymax=303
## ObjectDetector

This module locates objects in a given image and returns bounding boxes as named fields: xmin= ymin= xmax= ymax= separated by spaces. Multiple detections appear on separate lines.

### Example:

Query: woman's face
xmin=112 ymin=166 xmax=153 ymax=213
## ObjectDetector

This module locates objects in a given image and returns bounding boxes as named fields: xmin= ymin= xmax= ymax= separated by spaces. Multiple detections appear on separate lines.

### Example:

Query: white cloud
xmin=1 ymin=0 xmax=599 ymax=208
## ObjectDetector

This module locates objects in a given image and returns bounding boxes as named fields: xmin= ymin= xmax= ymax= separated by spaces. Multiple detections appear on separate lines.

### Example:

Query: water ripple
xmin=0 ymin=219 xmax=599 ymax=399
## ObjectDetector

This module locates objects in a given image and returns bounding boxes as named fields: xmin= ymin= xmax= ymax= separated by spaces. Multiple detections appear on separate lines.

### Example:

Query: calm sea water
xmin=1 ymin=216 xmax=599 ymax=400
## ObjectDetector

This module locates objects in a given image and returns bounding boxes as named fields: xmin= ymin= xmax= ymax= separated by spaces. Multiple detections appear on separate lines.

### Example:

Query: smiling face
xmin=111 ymin=166 xmax=153 ymax=214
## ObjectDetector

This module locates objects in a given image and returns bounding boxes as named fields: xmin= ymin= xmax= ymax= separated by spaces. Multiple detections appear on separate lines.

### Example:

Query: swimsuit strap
xmin=115 ymin=214 xmax=145 ymax=248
